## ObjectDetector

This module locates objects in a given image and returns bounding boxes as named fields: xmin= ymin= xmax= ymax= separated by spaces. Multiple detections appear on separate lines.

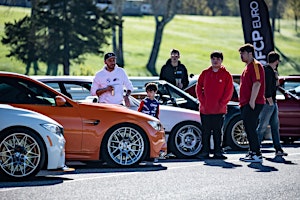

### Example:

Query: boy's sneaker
xmin=240 ymin=152 xmax=262 ymax=163
xmin=275 ymin=150 xmax=288 ymax=156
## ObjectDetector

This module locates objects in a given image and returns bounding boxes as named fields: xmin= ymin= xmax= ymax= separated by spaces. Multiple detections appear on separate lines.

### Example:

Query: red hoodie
xmin=196 ymin=66 xmax=233 ymax=114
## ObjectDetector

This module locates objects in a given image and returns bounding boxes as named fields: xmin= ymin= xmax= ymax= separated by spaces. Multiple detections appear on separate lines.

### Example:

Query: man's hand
xmin=106 ymin=85 xmax=114 ymax=92
xmin=249 ymin=100 xmax=255 ymax=110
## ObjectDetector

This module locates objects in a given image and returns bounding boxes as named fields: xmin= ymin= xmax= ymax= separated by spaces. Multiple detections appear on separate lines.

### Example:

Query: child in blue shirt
xmin=138 ymin=82 xmax=160 ymax=119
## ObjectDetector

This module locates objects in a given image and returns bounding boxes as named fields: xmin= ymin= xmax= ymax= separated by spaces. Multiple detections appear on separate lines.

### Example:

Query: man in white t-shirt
xmin=90 ymin=52 xmax=134 ymax=107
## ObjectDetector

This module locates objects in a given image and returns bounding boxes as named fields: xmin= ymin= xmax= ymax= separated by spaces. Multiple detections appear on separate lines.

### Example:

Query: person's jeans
xmin=240 ymin=104 xmax=263 ymax=155
xmin=200 ymin=114 xmax=224 ymax=155
xmin=257 ymin=103 xmax=282 ymax=151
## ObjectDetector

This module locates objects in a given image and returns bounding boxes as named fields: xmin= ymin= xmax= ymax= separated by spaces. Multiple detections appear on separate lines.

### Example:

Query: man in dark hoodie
xmin=159 ymin=49 xmax=189 ymax=89
xmin=196 ymin=51 xmax=233 ymax=159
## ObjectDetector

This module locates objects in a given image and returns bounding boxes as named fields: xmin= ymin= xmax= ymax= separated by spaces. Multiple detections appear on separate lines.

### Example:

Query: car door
xmin=0 ymin=76 xmax=83 ymax=154
xmin=277 ymin=88 xmax=300 ymax=137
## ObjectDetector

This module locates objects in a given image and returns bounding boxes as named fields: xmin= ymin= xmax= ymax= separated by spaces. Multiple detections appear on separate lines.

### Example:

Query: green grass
xmin=1 ymin=5 xmax=299 ymax=76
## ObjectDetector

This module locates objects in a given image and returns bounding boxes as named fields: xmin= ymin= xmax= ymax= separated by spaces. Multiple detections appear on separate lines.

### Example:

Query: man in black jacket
xmin=159 ymin=49 xmax=189 ymax=89
xmin=257 ymin=51 xmax=288 ymax=156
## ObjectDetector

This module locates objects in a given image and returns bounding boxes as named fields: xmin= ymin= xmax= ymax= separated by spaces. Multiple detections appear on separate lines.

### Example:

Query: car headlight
xmin=41 ymin=123 xmax=63 ymax=136
xmin=147 ymin=120 xmax=162 ymax=131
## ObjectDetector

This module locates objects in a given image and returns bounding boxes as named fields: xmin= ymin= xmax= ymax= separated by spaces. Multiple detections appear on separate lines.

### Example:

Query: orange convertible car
xmin=0 ymin=72 xmax=166 ymax=167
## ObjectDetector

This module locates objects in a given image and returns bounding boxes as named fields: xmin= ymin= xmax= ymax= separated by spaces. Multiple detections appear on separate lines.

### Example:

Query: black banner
xmin=239 ymin=0 xmax=274 ymax=65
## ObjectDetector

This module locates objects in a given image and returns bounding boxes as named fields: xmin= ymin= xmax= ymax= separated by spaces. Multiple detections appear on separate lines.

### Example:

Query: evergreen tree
xmin=2 ymin=0 xmax=119 ymax=75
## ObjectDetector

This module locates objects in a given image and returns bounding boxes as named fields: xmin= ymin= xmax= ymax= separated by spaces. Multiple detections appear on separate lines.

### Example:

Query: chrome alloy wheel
xmin=0 ymin=132 xmax=41 ymax=178
xmin=231 ymin=119 xmax=249 ymax=149
xmin=107 ymin=127 xmax=145 ymax=166
xmin=174 ymin=124 xmax=202 ymax=157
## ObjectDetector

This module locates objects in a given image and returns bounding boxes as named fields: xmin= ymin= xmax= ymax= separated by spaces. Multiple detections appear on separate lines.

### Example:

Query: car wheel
xmin=0 ymin=128 xmax=45 ymax=180
xmin=225 ymin=116 xmax=249 ymax=150
xmin=168 ymin=122 xmax=202 ymax=158
xmin=281 ymin=137 xmax=297 ymax=144
xmin=101 ymin=124 xmax=148 ymax=167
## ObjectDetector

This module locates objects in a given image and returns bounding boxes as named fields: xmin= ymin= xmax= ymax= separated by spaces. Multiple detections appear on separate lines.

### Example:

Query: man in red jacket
xmin=196 ymin=51 xmax=234 ymax=159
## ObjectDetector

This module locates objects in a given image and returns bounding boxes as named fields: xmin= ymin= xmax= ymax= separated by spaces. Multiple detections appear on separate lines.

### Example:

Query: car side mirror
xmin=55 ymin=96 xmax=66 ymax=106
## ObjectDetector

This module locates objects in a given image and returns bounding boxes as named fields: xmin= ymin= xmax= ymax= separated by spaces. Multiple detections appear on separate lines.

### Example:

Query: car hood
xmin=77 ymin=101 xmax=159 ymax=122
xmin=0 ymin=104 xmax=62 ymax=127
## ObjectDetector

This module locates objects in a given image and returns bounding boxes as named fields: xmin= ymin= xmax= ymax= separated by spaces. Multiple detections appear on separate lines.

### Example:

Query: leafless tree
xmin=146 ymin=0 xmax=182 ymax=75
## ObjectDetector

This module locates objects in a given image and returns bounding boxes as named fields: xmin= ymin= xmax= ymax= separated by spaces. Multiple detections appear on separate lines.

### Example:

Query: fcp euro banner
xmin=239 ymin=0 xmax=274 ymax=65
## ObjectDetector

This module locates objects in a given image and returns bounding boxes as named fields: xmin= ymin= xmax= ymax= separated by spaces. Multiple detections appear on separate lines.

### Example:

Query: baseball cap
xmin=268 ymin=51 xmax=281 ymax=63
xmin=104 ymin=52 xmax=116 ymax=61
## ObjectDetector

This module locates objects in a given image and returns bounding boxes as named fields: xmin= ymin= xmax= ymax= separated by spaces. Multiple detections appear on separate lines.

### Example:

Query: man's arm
xmin=249 ymin=81 xmax=261 ymax=109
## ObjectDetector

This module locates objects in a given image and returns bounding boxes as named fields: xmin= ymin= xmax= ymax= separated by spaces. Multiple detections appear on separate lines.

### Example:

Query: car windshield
xmin=0 ymin=77 xmax=56 ymax=105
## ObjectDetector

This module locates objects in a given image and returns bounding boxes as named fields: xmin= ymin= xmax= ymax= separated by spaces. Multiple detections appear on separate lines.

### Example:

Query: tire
xmin=101 ymin=124 xmax=149 ymax=167
xmin=0 ymin=128 xmax=45 ymax=180
xmin=281 ymin=137 xmax=297 ymax=144
xmin=168 ymin=122 xmax=202 ymax=158
xmin=225 ymin=116 xmax=249 ymax=150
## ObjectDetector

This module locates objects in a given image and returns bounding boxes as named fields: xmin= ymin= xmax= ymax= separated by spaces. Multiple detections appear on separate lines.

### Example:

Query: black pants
xmin=240 ymin=104 xmax=264 ymax=155
xmin=200 ymin=114 xmax=224 ymax=155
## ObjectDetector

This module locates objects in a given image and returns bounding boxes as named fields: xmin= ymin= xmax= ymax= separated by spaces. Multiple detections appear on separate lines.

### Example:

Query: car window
xmin=0 ymin=77 xmax=56 ymax=105
xmin=282 ymin=81 xmax=300 ymax=90
xmin=46 ymin=82 xmax=61 ymax=93
xmin=64 ymin=83 xmax=91 ymax=100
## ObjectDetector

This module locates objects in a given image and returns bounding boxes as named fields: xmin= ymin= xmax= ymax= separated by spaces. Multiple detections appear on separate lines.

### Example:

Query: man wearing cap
xmin=91 ymin=52 xmax=134 ymax=107
xmin=257 ymin=51 xmax=288 ymax=156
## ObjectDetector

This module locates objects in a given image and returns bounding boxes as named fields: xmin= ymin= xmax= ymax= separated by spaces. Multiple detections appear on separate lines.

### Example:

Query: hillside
xmin=0 ymin=5 xmax=299 ymax=76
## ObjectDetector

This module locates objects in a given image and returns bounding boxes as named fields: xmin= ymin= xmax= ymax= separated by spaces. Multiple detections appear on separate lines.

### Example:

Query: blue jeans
xmin=257 ymin=103 xmax=282 ymax=151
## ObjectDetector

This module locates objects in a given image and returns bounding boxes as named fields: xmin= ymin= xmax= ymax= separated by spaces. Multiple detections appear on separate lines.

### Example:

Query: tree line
xmin=1 ymin=0 xmax=299 ymax=75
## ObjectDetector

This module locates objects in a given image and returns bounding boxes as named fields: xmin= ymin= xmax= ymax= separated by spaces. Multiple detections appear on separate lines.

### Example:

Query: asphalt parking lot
xmin=1 ymin=141 xmax=300 ymax=200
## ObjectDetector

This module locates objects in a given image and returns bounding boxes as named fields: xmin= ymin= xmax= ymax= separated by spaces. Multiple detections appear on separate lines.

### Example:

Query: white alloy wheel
xmin=0 ymin=129 xmax=45 ymax=180
xmin=169 ymin=122 xmax=202 ymax=158
xmin=102 ymin=124 xmax=147 ymax=167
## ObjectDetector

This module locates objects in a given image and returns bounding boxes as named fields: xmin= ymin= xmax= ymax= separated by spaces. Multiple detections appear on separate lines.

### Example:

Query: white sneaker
xmin=240 ymin=153 xmax=262 ymax=163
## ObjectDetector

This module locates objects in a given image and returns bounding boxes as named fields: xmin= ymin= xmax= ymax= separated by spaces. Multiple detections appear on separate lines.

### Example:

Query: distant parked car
xmin=186 ymin=74 xmax=300 ymax=144
xmin=0 ymin=72 xmax=166 ymax=167
xmin=32 ymin=76 xmax=203 ymax=158
xmin=0 ymin=104 xmax=65 ymax=180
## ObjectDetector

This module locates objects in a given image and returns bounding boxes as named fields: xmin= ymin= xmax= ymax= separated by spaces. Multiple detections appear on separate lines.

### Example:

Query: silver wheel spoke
xmin=0 ymin=132 xmax=40 ymax=177
xmin=108 ymin=127 xmax=144 ymax=165
xmin=175 ymin=125 xmax=202 ymax=156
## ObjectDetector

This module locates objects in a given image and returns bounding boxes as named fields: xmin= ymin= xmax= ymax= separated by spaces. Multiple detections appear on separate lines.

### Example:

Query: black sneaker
xmin=239 ymin=151 xmax=252 ymax=161
xmin=197 ymin=152 xmax=210 ymax=159
xmin=275 ymin=149 xmax=288 ymax=156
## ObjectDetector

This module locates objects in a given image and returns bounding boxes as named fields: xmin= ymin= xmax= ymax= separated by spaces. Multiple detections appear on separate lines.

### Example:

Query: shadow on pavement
xmin=0 ymin=161 xmax=167 ymax=188
xmin=265 ymin=156 xmax=297 ymax=165
xmin=203 ymin=159 xmax=243 ymax=169
xmin=0 ymin=176 xmax=71 ymax=188
xmin=248 ymin=163 xmax=278 ymax=172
